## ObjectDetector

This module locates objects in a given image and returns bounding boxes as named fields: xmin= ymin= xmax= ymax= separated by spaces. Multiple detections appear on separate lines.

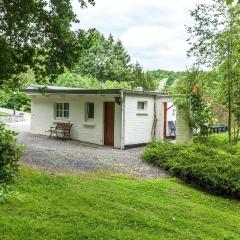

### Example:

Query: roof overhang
xmin=21 ymin=88 xmax=122 ymax=96
xmin=21 ymin=85 xmax=173 ymax=98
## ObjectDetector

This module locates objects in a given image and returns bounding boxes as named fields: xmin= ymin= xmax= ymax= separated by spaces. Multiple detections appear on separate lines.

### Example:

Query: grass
xmin=0 ymin=111 xmax=8 ymax=116
xmin=0 ymin=167 xmax=239 ymax=240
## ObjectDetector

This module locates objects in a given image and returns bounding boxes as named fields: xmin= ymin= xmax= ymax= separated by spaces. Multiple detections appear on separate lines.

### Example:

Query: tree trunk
xmin=227 ymin=38 xmax=232 ymax=143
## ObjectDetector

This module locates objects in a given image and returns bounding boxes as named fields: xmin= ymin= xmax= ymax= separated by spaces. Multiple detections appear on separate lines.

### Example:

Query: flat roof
xmin=21 ymin=85 xmax=171 ymax=97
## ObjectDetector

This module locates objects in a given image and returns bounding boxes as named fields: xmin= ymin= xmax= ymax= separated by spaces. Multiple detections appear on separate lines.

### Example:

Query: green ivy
xmin=174 ymin=70 xmax=214 ymax=137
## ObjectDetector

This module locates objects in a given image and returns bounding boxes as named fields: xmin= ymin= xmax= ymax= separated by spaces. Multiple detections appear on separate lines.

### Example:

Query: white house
xmin=22 ymin=85 xmax=192 ymax=149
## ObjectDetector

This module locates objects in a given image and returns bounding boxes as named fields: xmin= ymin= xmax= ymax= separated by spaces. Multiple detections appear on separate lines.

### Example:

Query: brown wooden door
xmin=104 ymin=102 xmax=115 ymax=146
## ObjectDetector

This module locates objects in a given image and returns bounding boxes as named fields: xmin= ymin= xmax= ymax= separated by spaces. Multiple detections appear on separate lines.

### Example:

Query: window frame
xmin=85 ymin=102 xmax=95 ymax=122
xmin=137 ymin=101 xmax=148 ymax=114
xmin=55 ymin=102 xmax=70 ymax=120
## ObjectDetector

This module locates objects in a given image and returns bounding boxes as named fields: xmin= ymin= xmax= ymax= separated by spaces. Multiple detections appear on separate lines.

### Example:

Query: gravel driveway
xmin=17 ymin=133 xmax=168 ymax=179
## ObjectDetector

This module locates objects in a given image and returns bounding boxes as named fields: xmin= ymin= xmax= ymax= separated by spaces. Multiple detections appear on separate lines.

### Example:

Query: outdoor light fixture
xmin=114 ymin=97 xmax=122 ymax=105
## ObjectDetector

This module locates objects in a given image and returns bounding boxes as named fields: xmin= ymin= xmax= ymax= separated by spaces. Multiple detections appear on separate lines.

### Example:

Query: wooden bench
xmin=48 ymin=122 xmax=73 ymax=140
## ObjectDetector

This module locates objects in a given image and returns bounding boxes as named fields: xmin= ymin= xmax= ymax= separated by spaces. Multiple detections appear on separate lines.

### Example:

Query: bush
xmin=0 ymin=91 xmax=31 ymax=112
xmin=142 ymin=136 xmax=240 ymax=198
xmin=0 ymin=123 xmax=22 ymax=184
xmin=194 ymin=134 xmax=229 ymax=148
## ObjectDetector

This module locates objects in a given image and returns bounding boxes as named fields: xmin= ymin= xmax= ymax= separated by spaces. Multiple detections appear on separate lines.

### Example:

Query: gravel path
xmin=17 ymin=133 xmax=168 ymax=179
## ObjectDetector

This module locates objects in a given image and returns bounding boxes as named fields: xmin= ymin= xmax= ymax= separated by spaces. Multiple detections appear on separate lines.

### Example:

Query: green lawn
xmin=0 ymin=167 xmax=239 ymax=240
xmin=0 ymin=111 xmax=8 ymax=116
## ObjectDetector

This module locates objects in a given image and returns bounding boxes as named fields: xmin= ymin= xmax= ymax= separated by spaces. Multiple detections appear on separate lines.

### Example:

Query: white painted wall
xmin=176 ymin=108 xmax=193 ymax=143
xmin=123 ymin=95 xmax=175 ymax=146
xmin=31 ymin=94 xmax=121 ymax=148
xmin=124 ymin=94 xmax=155 ymax=145
xmin=30 ymin=93 xmax=191 ymax=148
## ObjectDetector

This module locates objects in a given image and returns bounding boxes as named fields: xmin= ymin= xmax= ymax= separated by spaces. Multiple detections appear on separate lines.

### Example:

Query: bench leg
xmin=49 ymin=131 xmax=53 ymax=138
xmin=49 ymin=130 xmax=58 ymax=139
xmin=68 ymin=131 xmax=71 ymax=140
xmin=56 ymin=132 xmax=60 ymax=139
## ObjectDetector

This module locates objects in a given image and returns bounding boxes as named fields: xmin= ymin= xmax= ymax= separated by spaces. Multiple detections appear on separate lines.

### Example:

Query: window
xmin=55 ymin=103 xmax=69 ymax=119
xmin=85 ymin=102 xmax=94 ymax=121
xmin=137 ymin=101 xmax=147 ymax=111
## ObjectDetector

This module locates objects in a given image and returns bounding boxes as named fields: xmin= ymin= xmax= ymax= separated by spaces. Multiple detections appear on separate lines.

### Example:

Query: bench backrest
xmin=56 ymin=123 xmax=72 ymax=131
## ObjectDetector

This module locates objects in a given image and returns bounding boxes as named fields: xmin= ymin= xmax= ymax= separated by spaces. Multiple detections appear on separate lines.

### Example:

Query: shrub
xmin=0 ymin=91 xmax=31 ymax=112
xmin=194 ymin=134 xmax=229 ymax=148
xmin=0 ymin=123 xmax=22 ymax=184
xmin=142 ymin=138 xmax=240 ymax=198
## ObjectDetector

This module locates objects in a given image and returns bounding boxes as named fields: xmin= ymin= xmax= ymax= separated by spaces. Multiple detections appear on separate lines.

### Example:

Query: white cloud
xmin=121 ymin=26 xmax=174 ymax=48
xmin=72 ymin=0 xmax=210 ymax=71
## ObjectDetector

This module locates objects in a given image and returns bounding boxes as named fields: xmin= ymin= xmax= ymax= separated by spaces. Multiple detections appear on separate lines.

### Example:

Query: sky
xmin=72 ymin=0 xmax=208 ymax=71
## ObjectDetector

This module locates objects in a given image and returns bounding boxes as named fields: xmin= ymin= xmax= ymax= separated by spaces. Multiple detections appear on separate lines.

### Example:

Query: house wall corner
xmin=176 ymin=108 xmax=193 ymax=143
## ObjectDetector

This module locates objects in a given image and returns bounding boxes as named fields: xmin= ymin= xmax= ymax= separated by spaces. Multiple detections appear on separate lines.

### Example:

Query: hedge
xmin=142 ymin=137 xmax=240 ymax=198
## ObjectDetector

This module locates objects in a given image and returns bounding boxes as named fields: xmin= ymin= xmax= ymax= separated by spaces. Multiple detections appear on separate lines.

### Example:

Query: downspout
xmin=151 ymin=95 xmax=157 ymax=142
xmin=120 ymin=90 xmax=125 ymax=150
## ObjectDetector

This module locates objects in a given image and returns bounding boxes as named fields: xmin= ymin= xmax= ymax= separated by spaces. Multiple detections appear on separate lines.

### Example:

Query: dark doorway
xmin=104 ymin=102 xmax=115 ymax=146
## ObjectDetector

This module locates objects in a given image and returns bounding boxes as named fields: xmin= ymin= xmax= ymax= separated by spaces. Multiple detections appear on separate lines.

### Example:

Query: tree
xmin=148 ymin=69 xmax=187 ymax=92
xmin=55 ymin=70 xmax=99 ymax=89
xmin=148 ymin=69 xmax=186 ymax=82
xmin=75 ymin=29 xmax=132 ymax=84
xmin=174 ymin=69 xmax=214 ymax=137
xmin=129 ymin=63 xmax=157 ymax=91
xmin=0 ymin=0 xmax=95 ymax=86
xmin=187 ymin=0 xmax=240 ymax=142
